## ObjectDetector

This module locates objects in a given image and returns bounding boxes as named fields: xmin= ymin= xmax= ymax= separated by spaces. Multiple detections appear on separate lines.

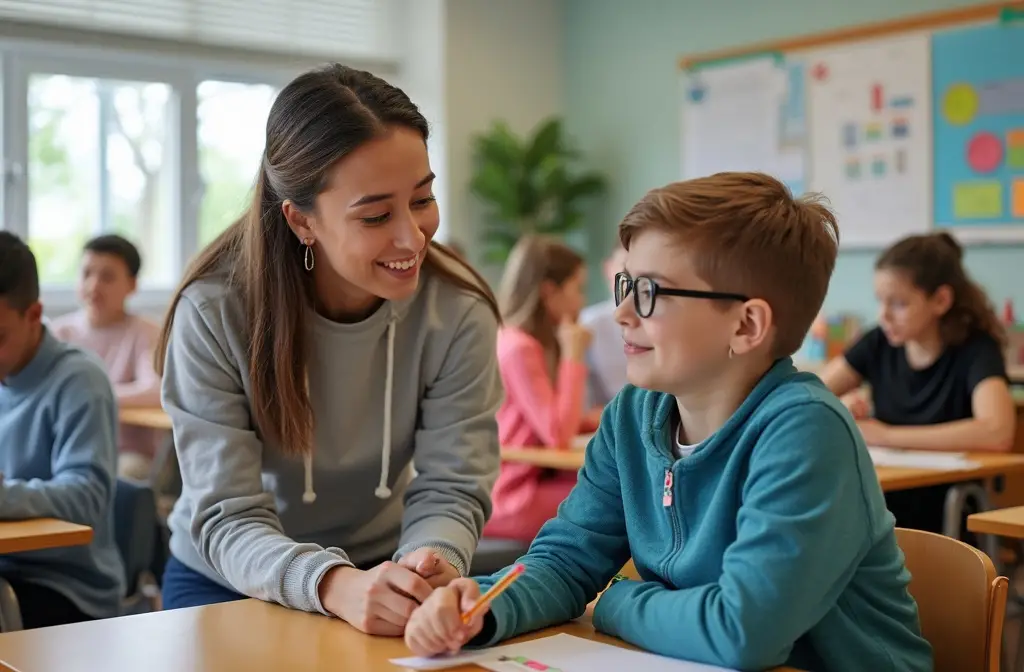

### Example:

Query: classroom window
xmin=197 ymin=80 xmax=277 ymax=247
xmin=0 ymin=25 xmax=402 ymax=307
xmin=27 ymin=74 xmax=176 ymax=287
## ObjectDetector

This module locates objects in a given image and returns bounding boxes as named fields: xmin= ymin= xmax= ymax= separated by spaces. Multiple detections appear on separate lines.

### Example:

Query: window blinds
xmin=0 ymin=0 xmax=395 ymax=60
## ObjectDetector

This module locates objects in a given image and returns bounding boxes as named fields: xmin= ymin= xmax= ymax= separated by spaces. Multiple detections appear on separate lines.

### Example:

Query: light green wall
xmin=564 ymin=0 xmax=1023 ymax=321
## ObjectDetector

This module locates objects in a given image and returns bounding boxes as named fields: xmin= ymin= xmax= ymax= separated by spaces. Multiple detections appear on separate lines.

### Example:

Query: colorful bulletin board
xmin=933 ymin=22 xmax=1024 ymax=236
xmin=678 ymin=2 xmax=1024 ymax=248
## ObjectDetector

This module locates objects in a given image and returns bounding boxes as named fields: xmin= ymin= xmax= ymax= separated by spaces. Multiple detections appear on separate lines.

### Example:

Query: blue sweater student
xmin=405 ymin=174 xmax=932 ymax=671
xmin=0 ymin=232 xmax=124 ymax=629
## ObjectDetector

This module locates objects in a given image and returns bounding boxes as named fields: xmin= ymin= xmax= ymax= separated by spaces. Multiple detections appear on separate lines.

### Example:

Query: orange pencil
xmin=460 ymin=563 xmax=526 ymax=624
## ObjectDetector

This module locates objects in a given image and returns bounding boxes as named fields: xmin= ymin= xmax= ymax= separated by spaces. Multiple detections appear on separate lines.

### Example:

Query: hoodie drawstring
xmin=302 ymin=452 xmax=316 ymax=503
xmin=374 ymin=312 xmax=396 ymax=499
xmin=301 ymin=309 xmax=397 ymax=504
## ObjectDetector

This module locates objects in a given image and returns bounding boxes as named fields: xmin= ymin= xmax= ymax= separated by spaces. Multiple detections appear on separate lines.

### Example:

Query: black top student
xmin=822 ymin=232 xmax=1016 ymax=534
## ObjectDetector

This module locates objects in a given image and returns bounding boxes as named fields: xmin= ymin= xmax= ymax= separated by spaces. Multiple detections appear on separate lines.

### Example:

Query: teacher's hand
xmin=399 ymin=547 xmax=461 ymax=589
xmin=318 ymin=562 xmax=433 ymax=636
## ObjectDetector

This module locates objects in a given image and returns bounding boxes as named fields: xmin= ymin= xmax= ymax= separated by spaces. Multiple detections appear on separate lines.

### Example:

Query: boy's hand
xmin=399 ymin=547 xmax=461 ymax=588
xmin=404 ymin=578 xmax=486 ymax=657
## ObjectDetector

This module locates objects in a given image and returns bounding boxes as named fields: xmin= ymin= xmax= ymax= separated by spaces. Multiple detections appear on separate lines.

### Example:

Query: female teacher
xmin=154 ymin=64 xmax=503 ymax=637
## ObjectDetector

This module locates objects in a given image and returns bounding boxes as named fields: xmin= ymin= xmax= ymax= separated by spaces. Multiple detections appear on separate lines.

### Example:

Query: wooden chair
xmin=896 ymin=527 xmax=1009 ymax=672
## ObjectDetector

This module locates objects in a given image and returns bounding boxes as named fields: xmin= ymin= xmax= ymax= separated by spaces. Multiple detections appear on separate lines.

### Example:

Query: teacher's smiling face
xmin=282 ymin=124 xmax=440 ymax=320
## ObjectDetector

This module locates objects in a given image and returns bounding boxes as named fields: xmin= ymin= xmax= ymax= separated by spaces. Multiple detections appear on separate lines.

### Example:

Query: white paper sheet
xmin=804 ymin=33 xmax=932 ymax=247
xmin=868 ymin=447 xmax=978 ymax=470
xmin=571 ymin=433 xmax=595 ymax=451
xmin=390 ymin=633 xmax=738 ymax=671
xmin=681 ymin=56 xmax=805 ymax=195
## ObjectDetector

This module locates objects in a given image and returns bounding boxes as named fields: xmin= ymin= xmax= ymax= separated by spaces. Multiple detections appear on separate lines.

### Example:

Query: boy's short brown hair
xmin=619 ymin=172 xmax=839 ymax=358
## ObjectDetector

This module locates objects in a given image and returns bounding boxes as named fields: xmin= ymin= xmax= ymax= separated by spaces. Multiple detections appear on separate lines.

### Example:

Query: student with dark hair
xmin=154 ymin=64 xmax=503 ymax=637
xmin=0 ymin=231 xmax=124 ymax=629
xmin=51 ymin=234 xmax=161 ymax=482
xmin=823 ymin=232 xmax=1015 ymax=534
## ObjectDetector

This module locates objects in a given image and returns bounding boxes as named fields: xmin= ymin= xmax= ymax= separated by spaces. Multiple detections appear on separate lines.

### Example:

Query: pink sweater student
xmin=482 ymin=327 xmax=599 ymax=543
xmin=50 ymin=311 xmax=161 ymax=480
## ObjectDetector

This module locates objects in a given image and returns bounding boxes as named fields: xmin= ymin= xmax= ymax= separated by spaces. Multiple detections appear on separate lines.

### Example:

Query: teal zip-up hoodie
xmin=473 ymin=359 xmax=932 ymax=671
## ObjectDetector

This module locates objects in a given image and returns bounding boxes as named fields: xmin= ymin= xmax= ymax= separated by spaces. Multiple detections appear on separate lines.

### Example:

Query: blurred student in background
xmin=483 ymin=235 xmax=602 ymax=544
xmin=51 ymin=235 xmax=161 ymax=482
xmin=822 ymin=232 xmax=1015 ymax=534
xmin=580 ymin=239 xmax=629 ymax=407
xmin=0 ymin=232 xmax=124 ymax=628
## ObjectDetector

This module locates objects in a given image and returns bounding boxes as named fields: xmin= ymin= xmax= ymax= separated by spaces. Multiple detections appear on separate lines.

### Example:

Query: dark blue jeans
xmin=161 ymin=556 xmax=246 ymax=610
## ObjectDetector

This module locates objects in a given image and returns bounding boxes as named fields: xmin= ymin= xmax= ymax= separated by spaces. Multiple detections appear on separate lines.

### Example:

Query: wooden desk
xmin=967 ymin=506 xmax=1024 ymax=538
xmin=500 ymin=446 xmax=586 ymax=471
xmin=876 ymin=452 xmax=1024 ymax=492
xmin=0 ymin=598 xmax=800 ymax=672
xmin=500 ymin=447 xmax=1024 ymax=493
xmin=0 ymin=519 xmax=92 ymax=554
xmin=794 ymin=359 xmax=1024 ymax=386
xmin=118 ymin=407 xmax=172 ymax=431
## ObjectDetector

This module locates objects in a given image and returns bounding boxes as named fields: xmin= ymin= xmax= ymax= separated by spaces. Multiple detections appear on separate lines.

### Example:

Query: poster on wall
xmin=681 ymin=55 xmax=806 ymax=196
xmin=932 ymin=21 xmax=1024 ymax=239
xmin=805 ymin=33 xmax=932 ymax=248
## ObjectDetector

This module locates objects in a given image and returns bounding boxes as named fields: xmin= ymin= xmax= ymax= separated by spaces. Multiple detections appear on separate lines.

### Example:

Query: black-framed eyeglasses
xmin=614 ymin=272 xmax=749 ymax=318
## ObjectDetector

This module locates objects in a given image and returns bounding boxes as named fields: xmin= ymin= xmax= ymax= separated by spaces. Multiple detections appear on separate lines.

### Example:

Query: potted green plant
xmin=469 ymin=117 xmax=607 ymax=263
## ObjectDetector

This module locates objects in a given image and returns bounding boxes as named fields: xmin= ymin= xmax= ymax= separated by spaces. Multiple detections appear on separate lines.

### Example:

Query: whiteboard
xmin=681 ymin=56 xmax=806 ymax=196
xmin=804 ymin=33 xmax=933 ymax=247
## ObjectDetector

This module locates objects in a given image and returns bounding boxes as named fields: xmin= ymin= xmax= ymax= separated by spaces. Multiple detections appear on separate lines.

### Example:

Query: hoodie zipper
xmin=661 ymin=458 xmax=683 ymax=576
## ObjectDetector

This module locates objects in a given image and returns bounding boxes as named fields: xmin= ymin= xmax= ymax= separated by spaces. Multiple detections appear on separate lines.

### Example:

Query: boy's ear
xmin=729 ymin=298 xmax=773 ymax=356
xmin=128 ymin=276 xmax=138 ymax=295
xmin=24 ymin=301 xmax=43 ymax=326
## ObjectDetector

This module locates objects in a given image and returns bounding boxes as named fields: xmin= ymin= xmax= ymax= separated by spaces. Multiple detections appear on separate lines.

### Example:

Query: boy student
xmin=51 ymin=234 xmax=162 ymax=482
xmin=0 ymin=232 xmax=125 ymax=629
xmin=580 ymin=239 xmax=629 ymax=407
xmin=405 ymin=173 xmax=932 ymax=671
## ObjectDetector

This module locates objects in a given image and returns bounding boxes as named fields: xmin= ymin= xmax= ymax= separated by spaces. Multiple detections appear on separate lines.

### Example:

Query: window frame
xmin=0 ymin=36 xmax=309 ymax=315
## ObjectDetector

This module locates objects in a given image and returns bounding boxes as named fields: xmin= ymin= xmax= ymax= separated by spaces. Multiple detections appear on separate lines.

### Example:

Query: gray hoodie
xmin=161 ymin=262 xmax=502 ymax=614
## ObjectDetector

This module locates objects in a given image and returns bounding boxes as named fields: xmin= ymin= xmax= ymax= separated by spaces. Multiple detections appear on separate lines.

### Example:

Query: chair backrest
xmin=114 ymin=479 xmax=157 ymax=592
xmin=895 ymin=527 xmax=1008 ymax=672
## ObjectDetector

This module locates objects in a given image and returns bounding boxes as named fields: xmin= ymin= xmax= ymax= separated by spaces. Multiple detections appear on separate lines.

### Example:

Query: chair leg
xmin=943 ymin=483 xmax=1002 ymax=569
xmin=1016 ymin=604 xmax=1024 ymax=672
xmin=0 ymin=578 xmax=23 ymax=633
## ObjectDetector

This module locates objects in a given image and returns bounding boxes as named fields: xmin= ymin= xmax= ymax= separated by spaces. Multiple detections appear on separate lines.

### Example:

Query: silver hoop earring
xmin=303 ymin=239 xmax=315 ymax=271
xmin=728 ymin=347 xmax=735 ymax=359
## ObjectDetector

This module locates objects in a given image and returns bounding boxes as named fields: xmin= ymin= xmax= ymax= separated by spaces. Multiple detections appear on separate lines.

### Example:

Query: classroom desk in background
xmin=794 ymin=359 xmax=1024 ymax=385
xmin=118 ymin=407 xmax=173 ymax=431
xmin=500 ymin=447 xmax=1024 ymax=494
xmin=0 ymin=519 xmax=92 ymax=555
xmin=0 ymin=598 xmax=802 ymax=672
xmin=967 ymin=506 xmax=1024 ymax=539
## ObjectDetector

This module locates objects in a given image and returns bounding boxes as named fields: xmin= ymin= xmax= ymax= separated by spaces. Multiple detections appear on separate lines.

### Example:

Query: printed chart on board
xmin=805 ymin=33 xmax=932 ymax=247
xmin=932 ymin=21 xmax=1024 ymax=239
xmin=681 ymin=55 xmax=806 ymax=197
